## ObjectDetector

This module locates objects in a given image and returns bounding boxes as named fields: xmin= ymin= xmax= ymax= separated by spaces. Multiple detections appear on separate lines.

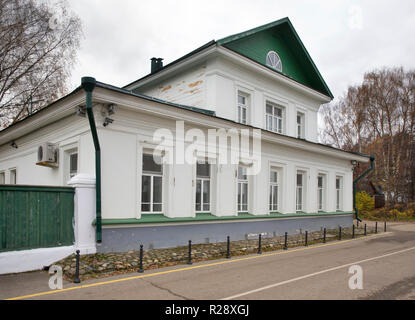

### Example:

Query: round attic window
xmin=266 ymin=51 xmax=282 ymax=72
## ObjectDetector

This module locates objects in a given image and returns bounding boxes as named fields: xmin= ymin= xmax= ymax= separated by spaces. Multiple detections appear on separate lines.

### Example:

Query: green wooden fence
xmin=0 ymin=185 xmax=75 ymax=252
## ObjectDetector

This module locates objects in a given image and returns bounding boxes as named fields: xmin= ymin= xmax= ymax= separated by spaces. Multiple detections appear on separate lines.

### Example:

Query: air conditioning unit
xmin=36 ymin=143 xmax=59 ymax=168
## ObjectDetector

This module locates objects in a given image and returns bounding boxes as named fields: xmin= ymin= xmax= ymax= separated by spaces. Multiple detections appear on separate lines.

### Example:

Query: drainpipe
xmin=353 ymin=156 xmax=375 ymax=222
xmin=81 ymin=77 xmax=102 ymax=243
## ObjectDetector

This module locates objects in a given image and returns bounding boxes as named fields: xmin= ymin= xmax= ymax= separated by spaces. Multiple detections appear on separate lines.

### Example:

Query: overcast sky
xmin=65 ymin=0 xmax=415 ymax=100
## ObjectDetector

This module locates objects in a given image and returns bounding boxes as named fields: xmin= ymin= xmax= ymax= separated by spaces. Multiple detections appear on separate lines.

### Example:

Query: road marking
xmin=5 ymin=232 xmax=392 ymax=300
xmin=222 ymin=245 xmax=415 ymax=300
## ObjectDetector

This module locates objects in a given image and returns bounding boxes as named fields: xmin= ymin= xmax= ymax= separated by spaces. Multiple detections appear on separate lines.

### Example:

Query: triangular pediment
xmin=217 ymin=17 xmax=333 ymax=99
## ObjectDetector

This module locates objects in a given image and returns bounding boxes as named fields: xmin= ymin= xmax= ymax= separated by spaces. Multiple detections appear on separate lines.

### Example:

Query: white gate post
xmin=68 ymin=174 xmax=97 ymax=254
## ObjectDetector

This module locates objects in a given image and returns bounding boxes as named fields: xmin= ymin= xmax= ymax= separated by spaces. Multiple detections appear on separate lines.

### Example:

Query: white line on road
xmin=222 ymin=246 xmax=415 ymax=300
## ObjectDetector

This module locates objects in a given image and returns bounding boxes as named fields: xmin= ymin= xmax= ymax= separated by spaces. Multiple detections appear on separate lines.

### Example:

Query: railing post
xmin=187 ymin=240 xmax=192 ymax=265
xmin=74 ymin=250 xmax=81 ymax=284
xmin=226 ymin=236 xmax=231 ymax=259
xmin=258 ymin=234 xmax=262 ymax=255
xmin=138 ymin=245 xmax=144 ymax=273
xmin=283 ymin=232 xmax=288 ymax=250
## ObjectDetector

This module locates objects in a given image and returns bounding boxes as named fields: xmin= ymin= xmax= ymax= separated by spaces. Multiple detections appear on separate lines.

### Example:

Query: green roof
xmin=217 ymin=17 xmax=333 ymax=99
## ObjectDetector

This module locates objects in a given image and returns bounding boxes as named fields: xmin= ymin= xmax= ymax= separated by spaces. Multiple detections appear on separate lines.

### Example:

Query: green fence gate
xmin=0 ymin=185 xmax=75 ymax=252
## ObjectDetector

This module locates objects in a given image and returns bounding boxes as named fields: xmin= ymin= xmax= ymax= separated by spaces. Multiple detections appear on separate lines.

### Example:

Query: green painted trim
xmin=0 ymin=185 xmax=74 ymax=193
xmin=82 ymin=77 xmax=102 ymax=244
xmin=97 ymin=211 xmax=353 ymax=226
xmin=218 ymin=17 xmax=333 ymax=99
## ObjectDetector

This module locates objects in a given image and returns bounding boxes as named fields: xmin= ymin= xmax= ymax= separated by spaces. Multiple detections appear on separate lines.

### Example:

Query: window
xmin=196 ymin=162 xmax=211 ymax=212
xmin=297 ymin=112 xmax=305 ymax=139
xmin=296 ymin=172 xmax=304 ymax=212
xmin=69 ymin=152 xmax=78 ymax=179
xmin=10 ymin=169 xmax=16 ymax=185
xmin=237 ymin=166 xmax=248 ymax=212
xmin=237 ymin=93 xmax=248 ymax=125
xmin=269 ymin=169 xmax=279 ymax=212
xmin=318 ymin=175 xmax=324 ymax=211
xmin=141 ymin=153 xmax=163 ymax=213
xmin=266 ymin=103 xmax=283 ymax=134
xmin=336 ymin=177 xmax=343 ymax=211
xmin=0 ymin=171 xmax=5 ymax=184
xmin=266 ymin=51 xmax=282 ymax=72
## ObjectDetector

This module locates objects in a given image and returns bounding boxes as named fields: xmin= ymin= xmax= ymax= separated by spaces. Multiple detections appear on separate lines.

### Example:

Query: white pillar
xmin=68 ymin=174 xmax=97 ymax=255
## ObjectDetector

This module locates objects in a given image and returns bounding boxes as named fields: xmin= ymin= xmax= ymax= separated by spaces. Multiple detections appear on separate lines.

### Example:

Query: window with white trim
xmin=237 ymin=93 xmax=248 ymax=125
xmin=9 ymin=168 xmax=16 ymax=185
xmin=297 ymin=112 xmax=305 ymax=139
xmin=69 ymin=152 xmax=78 ymax=179
xmin=266 ymin=102 xmax=283 ymax=134
xmin=141 ymin=153 xmax=163 ymax=213
xmin=237 ymin=166 xmax=248 ymax=212
xmin=336 ymin=176 xmax=343 ymax=211
xmin=266 ymin=51 xmax=282 ymax=72
xmin=0 ymin=171 xmax=5 ymax=184
xmin=269 ymin=169 xmax=279 ymax=212
xmin=318 ymin=175 xmax=325 ymax=211
xmin=296 ymin=172 xmax=304 ymax=212
xmin=196 ymin=162 xmax=211 ymax=212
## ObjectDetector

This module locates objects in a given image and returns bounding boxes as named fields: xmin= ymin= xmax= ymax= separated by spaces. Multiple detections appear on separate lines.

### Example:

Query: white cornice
xmin=0 ymin=91 xmax=85 ymax=147
xmin=93 ymin=87 xmax=368 ymax=163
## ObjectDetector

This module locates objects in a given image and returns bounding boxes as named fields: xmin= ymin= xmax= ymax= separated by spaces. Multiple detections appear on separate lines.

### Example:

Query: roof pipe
xmin=81 ymin=77 xmax=102 ymax=243
xmin=353 ymin=156 xmax=375 ymax=222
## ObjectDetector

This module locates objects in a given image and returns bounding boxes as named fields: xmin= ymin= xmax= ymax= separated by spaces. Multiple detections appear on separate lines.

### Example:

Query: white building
xmin=0 ymin=18 xmax=370 ymax=255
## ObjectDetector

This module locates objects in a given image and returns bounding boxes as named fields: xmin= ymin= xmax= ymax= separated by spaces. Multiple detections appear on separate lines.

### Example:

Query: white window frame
xmin=296 ymin=171 xmax=305 ymax=212
xmin=9 ymin=168 xmax=17 ymax=185
xmin=266 ymin=51 xmax=283 ymax=72
xmin=141 ymin=152 xmax=164 ymax=214
xmin=317 ymin=174 xmax=325 ymax=212
xmin=237 ymin=165 xmax=249 ymax=212
xmin=269 ymin=169 xmax=279 ymax=212
xmin=68 ymin=150 xmax=78 ymax=180
xmin=0 ymin=171 xmax=5 ymax=184
xmin=237 ymin=92 xmax=249 ymax=125
xmin=297 ymin=112 xmax=305 ymax=139
xmin=336 ymin=176 xmax=343 ymax=211
xmin=266 ymin=102 xmax=284 ymax=134
xmin=195 ymin=161 xmax=211 ymax=213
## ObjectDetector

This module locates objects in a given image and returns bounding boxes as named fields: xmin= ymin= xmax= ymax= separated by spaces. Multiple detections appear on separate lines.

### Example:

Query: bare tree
xmin=0 ymin=0 xmax=82 ymax=129
xmin=320 ymin=67 xmax=415 ymax=204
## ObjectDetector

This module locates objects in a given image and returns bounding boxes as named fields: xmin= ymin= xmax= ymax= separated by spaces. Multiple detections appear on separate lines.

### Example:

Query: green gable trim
xmin=97 ymin=211 xmax=353 ymax=226
xmin=218 ymin=17 xmax=333 ymax=99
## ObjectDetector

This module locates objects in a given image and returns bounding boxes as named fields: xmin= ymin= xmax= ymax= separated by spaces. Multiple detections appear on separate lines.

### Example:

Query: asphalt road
xmin=1 ymin=221 xmax=415 ymax=300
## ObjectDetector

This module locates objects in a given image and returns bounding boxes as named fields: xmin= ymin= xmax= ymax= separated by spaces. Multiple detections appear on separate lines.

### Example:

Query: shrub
xmin=356 ymin=191 xmax=374 ymax=213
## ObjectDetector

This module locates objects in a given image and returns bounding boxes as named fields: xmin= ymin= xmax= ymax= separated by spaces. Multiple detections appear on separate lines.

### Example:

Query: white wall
xmin=0 ymin=93 xmax=355 ymax=223
xmin=0 ymin=115 xmax=94 ymax=186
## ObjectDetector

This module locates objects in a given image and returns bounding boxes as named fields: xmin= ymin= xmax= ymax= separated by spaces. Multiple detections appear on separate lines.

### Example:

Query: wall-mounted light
xmin=10 ymin=141 xmax=18 ymax=149
xmin=351 ymin=160 xmax=358 ymax=168
xmin=103 ymin=117 xmax=114 ymax=127
xmin=76 ymin=106 xmax=86 ymax=117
